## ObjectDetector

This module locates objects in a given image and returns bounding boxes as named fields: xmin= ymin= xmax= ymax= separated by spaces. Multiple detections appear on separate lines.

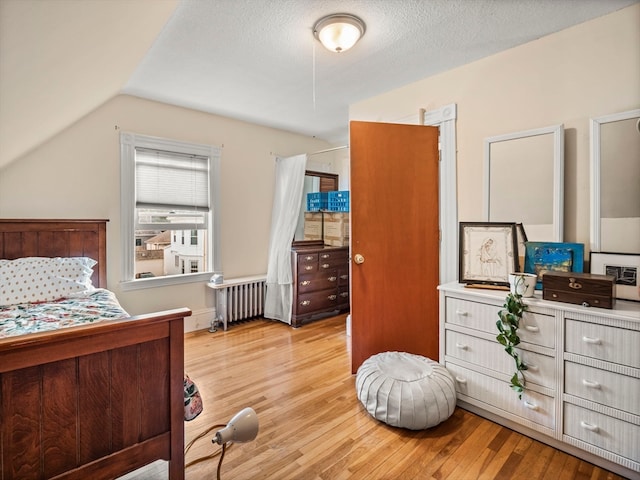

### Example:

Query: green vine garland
xmin=496 ymin=279 xmax=528 ymax=399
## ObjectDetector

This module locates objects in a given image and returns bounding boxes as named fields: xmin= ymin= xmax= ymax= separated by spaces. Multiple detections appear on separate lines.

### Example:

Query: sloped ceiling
xmin=1 ymin=0 xmax=637 ymax=170
xmin=0 ymin=0 xmax=178 ymax=169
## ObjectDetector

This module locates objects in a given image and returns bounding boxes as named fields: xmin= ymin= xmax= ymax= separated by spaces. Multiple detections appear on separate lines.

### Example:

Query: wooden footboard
xmin=0 ymin=308 xmax=190 ymax=480
xmin=0 ymin=219 xmax=192 ymax=479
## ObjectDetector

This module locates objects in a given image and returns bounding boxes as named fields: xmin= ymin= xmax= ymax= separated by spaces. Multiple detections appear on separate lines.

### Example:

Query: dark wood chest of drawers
xmin=291 ymin=244 xmax=349 ymax=327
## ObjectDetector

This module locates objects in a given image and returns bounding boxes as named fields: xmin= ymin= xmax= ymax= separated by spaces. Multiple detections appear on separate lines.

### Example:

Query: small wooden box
xmin=542 ymin=271 xmax=615 ymax=309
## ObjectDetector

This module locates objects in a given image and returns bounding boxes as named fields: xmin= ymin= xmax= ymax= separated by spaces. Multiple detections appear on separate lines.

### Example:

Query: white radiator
xmin=209 ymin=275 xmax=267 ymax=331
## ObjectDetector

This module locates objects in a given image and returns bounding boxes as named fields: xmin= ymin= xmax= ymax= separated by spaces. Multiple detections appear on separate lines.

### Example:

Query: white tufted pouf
xmin=355 ymin=351 xmax=457 ymax=430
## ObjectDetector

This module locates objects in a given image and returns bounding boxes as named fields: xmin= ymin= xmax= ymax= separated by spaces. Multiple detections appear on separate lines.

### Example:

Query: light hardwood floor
xmin=123 ymin=314 xmax=626 ymax=480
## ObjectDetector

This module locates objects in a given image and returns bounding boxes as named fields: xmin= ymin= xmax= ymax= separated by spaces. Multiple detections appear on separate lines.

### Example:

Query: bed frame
xmin=0 ymin=219 xmax=191 ymax=480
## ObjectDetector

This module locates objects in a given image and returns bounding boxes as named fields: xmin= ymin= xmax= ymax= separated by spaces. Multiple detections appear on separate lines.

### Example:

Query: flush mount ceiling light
xmin=313 ymin=13 xmax=366 ymax=53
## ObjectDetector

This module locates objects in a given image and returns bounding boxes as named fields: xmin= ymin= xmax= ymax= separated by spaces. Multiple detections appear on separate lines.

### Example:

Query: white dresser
xmin=439 ymin=282 xmax=640 ymax=479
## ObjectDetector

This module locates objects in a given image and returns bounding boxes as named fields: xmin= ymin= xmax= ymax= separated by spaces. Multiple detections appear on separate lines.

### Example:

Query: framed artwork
xmin=524 ymin=241 xmax=585 ymax=289
xmin=459 ymin=222 xmax=518 ymax=287
xmin=590 ymin=252 xmax=640 ymax=302
xmin=515 ymin=223 xmax=528 ymax=268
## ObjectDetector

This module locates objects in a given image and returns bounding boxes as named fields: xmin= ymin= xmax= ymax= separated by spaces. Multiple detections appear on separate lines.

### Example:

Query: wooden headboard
xmin=0 ymin=219 xmax=108 ymax=288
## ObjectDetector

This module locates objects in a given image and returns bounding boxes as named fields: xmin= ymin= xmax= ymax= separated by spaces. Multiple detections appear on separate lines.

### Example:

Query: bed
xmin=0 ymin=219 xmax=191 ymax=480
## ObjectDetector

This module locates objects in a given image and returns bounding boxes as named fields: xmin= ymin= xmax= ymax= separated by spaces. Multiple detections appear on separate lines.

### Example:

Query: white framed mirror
xmin=484 ymin=124 xmax=564 ymax=242
xmin=590 ymin=108 xmax=640 ymax=254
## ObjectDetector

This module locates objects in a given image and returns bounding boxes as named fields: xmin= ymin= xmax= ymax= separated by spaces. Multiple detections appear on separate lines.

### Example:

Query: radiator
xmin=210 ymin=275 xmax=266 ymax=331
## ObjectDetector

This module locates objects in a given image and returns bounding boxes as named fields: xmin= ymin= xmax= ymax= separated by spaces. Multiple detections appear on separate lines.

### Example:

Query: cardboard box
xmin=304 ymin=212 xmax=323 ymax=241
xmin=542 ymin=271 xmax=615 ymax=309
xmin=323 ymin=212 xmax=349 ymax=247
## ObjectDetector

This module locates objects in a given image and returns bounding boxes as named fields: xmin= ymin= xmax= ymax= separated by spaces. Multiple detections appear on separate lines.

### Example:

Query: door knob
xmin=354 ymin=253 xmax=365 ymax=264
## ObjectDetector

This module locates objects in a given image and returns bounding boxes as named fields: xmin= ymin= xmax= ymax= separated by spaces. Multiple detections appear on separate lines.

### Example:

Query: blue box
xmin=327 ymin=190 xmax=349 ymax=212
xmin=307 ymin=192 xmax=328 ymax=212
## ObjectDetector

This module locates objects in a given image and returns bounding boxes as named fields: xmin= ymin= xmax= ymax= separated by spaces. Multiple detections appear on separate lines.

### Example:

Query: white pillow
xmin=0 ymin=257 xmax=97 ymax=306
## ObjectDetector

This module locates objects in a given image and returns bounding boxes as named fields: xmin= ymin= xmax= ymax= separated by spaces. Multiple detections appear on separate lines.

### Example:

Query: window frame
xmin=120 ymin=132 xmax=222 ymax=290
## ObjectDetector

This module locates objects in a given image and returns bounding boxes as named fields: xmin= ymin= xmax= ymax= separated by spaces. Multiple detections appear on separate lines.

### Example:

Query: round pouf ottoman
xmin=355 ymin=351 xmax=456 ymax=430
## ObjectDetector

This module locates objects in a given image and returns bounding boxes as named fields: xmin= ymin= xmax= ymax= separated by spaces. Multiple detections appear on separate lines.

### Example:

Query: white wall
xmin=349 ymin=4 xmax=640 ymax=252
xmin=0 ymin=94 xmax=332 ymax=322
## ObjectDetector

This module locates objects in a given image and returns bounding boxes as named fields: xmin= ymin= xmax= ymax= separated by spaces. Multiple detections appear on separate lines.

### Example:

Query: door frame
xmin=424 ymin=103 xmax=458 ymax=285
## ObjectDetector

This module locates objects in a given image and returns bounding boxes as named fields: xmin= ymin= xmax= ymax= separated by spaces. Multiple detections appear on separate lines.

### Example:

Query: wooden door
xmin=350 ymin=121 xmax=440 ymax=373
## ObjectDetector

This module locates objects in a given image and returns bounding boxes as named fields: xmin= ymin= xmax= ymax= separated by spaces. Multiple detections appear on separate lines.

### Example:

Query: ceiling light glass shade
xmin=313 ymin=14 xmax=366 ymax=53
xmin=213 ymin=407 xmax=259 ymax=445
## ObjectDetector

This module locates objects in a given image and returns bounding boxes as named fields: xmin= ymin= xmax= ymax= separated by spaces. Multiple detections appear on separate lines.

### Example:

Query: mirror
xmin=590 ymin=109 xmax=640 ymax=254
xmin=484 ymin=124 xmax=564 ymax=242
xmin=293 ymin=170 xmax=338 ymax=244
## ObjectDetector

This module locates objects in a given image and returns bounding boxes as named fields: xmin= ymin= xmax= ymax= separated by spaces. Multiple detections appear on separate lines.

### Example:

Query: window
xmin=120 ymin=133 xmax=222 ymax=290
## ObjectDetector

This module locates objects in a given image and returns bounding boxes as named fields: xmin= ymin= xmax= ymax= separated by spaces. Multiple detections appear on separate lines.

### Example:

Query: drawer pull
xmin=455 ymin=310 xmax=468 ymax=317
xmin=300 ymin=280 xmax=311 ymax=286
xmin=328 ymin=276 xmax=337 ymax=282
xmin=523 ymin=401 xmax=539 ymax=411
xmin=305 ymin=255 xmax=314 ymax=261
xmin=580 ymin=421 xmax=599 ymax=433
xmin=327 ymin=294 xmax=337 ymax=301
xmin=304 ymin=266 xmax=314 ymax=271
xmin=340 ymin=292 xmax=349 ymax=298
xmin=321 ymin=263 xmax=330 ymax=269
xmin=300 ymin=300 xmax=311 ymax=306
xmin=582 ymin=379 xmax=601 ymax=389
xmin=321 ymin=254 xmax=330 ymax=259
xmin=524 ymin=325 xmax=539 ymax=332
xmin=527 ymin=364 xmax=539 ymax=372
xmin=455 ymin=376 xmax=467 ymax=384
xmin=582 ymin=336 xmax=601 ymax=345
xmin=340 ymin=275 xmax=348 ymax=280
xmin=455 ymin=342 xmax=468 ymax=350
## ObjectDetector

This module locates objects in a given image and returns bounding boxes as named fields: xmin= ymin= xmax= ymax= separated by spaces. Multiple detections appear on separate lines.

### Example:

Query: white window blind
xmin=135 ymin=147 xmax=210 ymax=212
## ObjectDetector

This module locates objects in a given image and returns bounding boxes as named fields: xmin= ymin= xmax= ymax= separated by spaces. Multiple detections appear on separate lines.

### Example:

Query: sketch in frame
xmin=590 ymin=252 xmax=640 ymax=302
xmin=459 ymin=222 xmax=518 ymax=286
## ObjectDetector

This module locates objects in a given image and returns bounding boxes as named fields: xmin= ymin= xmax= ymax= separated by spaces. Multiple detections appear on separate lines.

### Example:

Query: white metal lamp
xmin=313 ymin=13 xmax=366 ymax=53
xmin=213 ymin=407 xmax=259 ymax=445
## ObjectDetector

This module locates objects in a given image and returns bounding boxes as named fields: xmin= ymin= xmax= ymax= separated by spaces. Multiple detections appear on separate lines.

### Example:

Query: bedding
xmin=0 ymin=288 xmax=129 ymax=337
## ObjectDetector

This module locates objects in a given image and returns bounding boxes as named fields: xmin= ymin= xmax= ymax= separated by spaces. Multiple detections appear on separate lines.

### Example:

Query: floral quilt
xmin=0 ymin=289 xmax=129 ymax=338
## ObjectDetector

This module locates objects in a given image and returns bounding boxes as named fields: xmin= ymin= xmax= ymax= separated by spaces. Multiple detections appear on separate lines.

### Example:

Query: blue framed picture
xmin=524 ymin=242 xmax=585 ymax=289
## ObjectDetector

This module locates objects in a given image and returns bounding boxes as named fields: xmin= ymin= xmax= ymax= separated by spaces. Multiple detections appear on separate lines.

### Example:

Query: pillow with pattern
xmin=0 ymin=257 xmax=97 ymax=306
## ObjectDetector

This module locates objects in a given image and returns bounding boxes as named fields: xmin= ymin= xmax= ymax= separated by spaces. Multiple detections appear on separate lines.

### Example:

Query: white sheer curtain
xmin=264 ymin=154 xmax=307 ymax=323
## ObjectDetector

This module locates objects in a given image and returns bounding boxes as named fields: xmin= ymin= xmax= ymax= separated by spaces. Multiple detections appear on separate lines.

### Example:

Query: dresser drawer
xmin=448 ymin=362 xmax=555 ymax=429
xmin=565 ymin=319 xmax=640 ymax=368
xmin=297 ymin=270 xmax=339 ymax=294
xmin=296 ymin=289 xmax=340 ymax=315
xmin=565 ymin=362 xmax=640 ymax=416
xmin=446 ymin=331 xmax=555 ymax=389
xmin=564 ymin=403 xmax=640 ymax=465
xmin=297 ymin=252 xmax=318 ymax=265
xmin=318 ymin=257 xmax=347 ymax=269
xmin=446 ymin=297 xmax=555 ymax=348
xmin=318 ymin=249 xmax=348 ymax=263
xmin=337 ymin=286 xmax=349 ymax=307
xmin=299 ymin=262 xmax=318 ymax=274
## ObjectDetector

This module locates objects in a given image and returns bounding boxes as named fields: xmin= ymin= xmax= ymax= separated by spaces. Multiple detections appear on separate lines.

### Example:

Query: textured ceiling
xmin=122 ymin=0 xmax=638 ymax=146
xmin=1 ymin=0 xmax=638 ymax=169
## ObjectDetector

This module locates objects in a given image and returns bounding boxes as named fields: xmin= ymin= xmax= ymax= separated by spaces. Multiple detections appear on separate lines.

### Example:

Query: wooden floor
xmin=122 ymin=314 xmax=626 ymax=480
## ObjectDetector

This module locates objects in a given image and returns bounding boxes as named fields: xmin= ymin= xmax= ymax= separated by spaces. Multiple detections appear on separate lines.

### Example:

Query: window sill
xmin=120 ymin=272 xmax=213 ymax=291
